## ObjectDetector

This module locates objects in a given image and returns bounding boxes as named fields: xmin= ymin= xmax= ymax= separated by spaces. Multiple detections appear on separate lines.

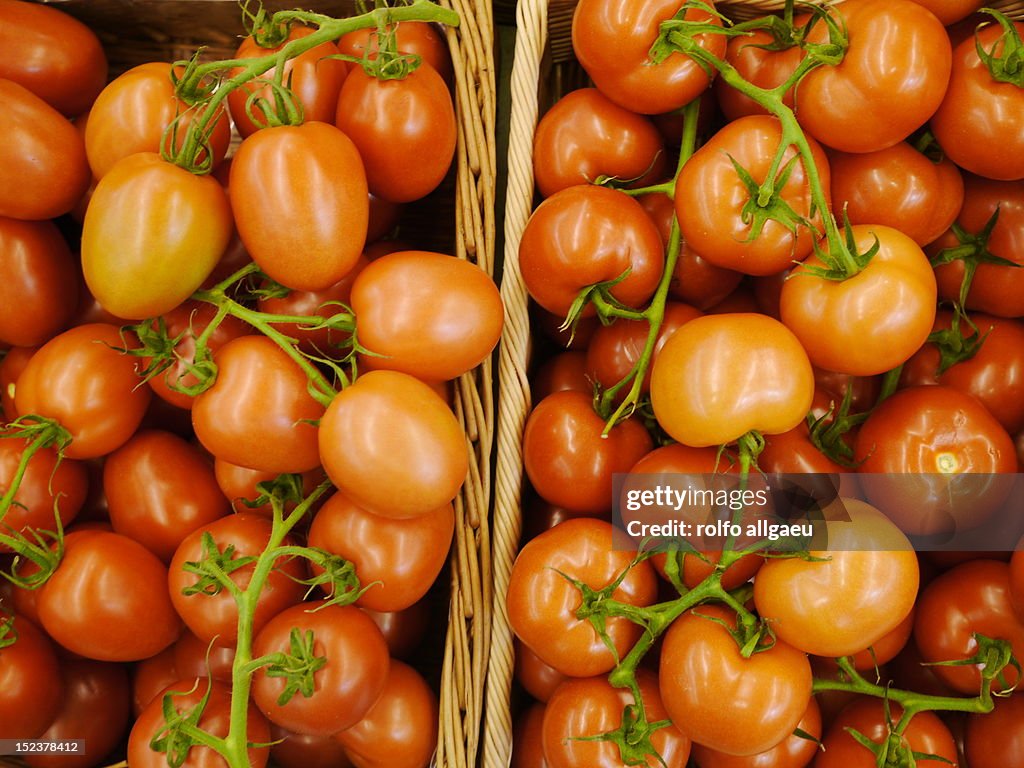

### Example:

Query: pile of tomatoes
xmin=0 ymin=1 xmax=502 ymax=767
xmin=507 ymin=0 xmax=1024 ymax=766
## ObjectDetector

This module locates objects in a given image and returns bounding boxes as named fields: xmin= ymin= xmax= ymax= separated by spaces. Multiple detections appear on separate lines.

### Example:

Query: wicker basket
xmin=483 ymin=1 xmax=1024 ymax=766
xmin=2 ymin=2 xmax=495 ymax=767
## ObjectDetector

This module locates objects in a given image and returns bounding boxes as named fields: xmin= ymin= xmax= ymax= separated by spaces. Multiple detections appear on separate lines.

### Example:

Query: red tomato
xmin=506 ymin=517 xmax=658 ymax=677
xmin=336 ymin=21 xmax=453 ymax=85
xmin=512 ymin=703 xmax=548 ymax=768
xmin=660 ymin=604 xmax=812 ymax=756
xmin=532 ymin=88 xmax=666 ymax=198
xmin=334 ymin=660 xmax=438 ymax=768
xmin=909 ymin=0 xmax=983 ymax=24
xmin=0 ymin=218 xmax=78 ymax=347
xmin=1013 ymin=545 xmax=1024 ymax=621
xmin=128 ymin=678 xmax=271 ymax=768
xmin=318 ymin=370 xmax=468 ymax=519
xmin=171 ymin=630 xmax=235 ymax=684
xmin=828 ymin=142 xmax=964 ymax=247
xmin=168 ymin=513 xmax=307 ymax=647
xmin=532 ymin=350 xmax=591 ymax=401
xmin=212 ymin=458 xmax=325 ymax=518
xmin=0 ymin=614 xmax=62 ymax=739
xmin=514 ymin=639 xmax=568 ymax=703
xmin=351 ymin=250 xmax=503 ymax=381
xmin=690 ymin=696 xmax=821 ymax=768
xmin=913 ymin=559 xmax=1024 ymax=694
xmin=104 ymin=429 xmax=230 ymax=562
xmin=192 ymin=335 xmax=325 ymax=474
xmin=230 ymin=121 xmax=368 ymax=291
xmin=523 ymin=390 xmax=653 ymax=514
xmin=797 ymin=0 xmax=952 ymax=152
xmin=0 ymin=79 xmax=91 ymax=220
xmin=38 ymin=530 xmax=181 ymax=660
xmin=753 ymin=499 xmax=919 ymax=657
xmin=82 ymin=152 xmax=234 ymax=319
xmin=542 ymin=671 xmax=691 ymax=768
xmin=14 ymin=323 xmax=151 ymax=460
xmin=272 ymin=725 xmax=353 ymax=768
xmin=0 ymin=0 xmax=107 ymax=116
xmin=361 ymin=602 xmax=431 ymax=660
xmin=519 ymin=185 xmax=665 ymax=317
xmin=227 ymin=25 xmax=347 ymax=138
xmin=674 ymin=115 xmax=830 ymax=276
xmin=335 ymin=63 xmax=455 ymax=203
xmin=0 ymin=345 xmax=34 ymax=421
xmin=931 ymin=20 xmax=1024 ymax=180
xmin=650 ymin=313 xmax=815 ymax=447
xmin=780 ymin=225 xmax=937 ymax=376
xmin=251 ymin=602 xmax=390 ymax=735
xmin=964 ymin=692 xmax=1024 ymax=768
xmin=307 ymin=491 xmax=453 ymax=612
xmin=572 ymin=0 xmax=727 ymax=114
xmin=715 ymin=25 xmax=804 ymax=121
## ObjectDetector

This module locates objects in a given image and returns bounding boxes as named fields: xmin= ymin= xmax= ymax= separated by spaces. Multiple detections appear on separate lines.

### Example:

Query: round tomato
xmin=212 ymin=458 xmax=325 ymax=518
xmin=964 ymin=692 xmax=1024 ymax=768
xmin=659 ymin=603 xmax=812 ymax=756
xmin=335 ymin=63 xmax=455 ymax=203
xmin=689 ymin=696 xmax=821 ymax=768
xmin=753 ymin=498 xmax=919 ymax=657
xmin=0 ymin=217 xmax=78 ymax=347
xmin=272 ymin=725 xmax=353 ymax=768
xmin=780 ymin=225 xmax=937 ymax=376
xmin=507 ymin=517 xmax=658 ymax=677
xmin=514 ymin=639 xmax=568 ymax=703
xmin=572 ymin=0 xmax=727 ymax=114
xmin=0 ymin=614 xmax=62 ymax=740
xmin=227 ymin=24 xmax=347 ymax=138
xmin=350 ymin=250 xmax=503 ymax=381
xmin=715 ymin=24 xmax=804 ymax=121
xmin=337 ymin=21 xmax=453 ymax=84
xmin=251 ymin=602 xmax=390 ymax=735
xmin=0 ymin=345 xmax=34 ymax=421
xmin=14 ymin=323 xmax=151 ymax=459
xmin=674 ymin=115 xmax=830 ymax=276
xmin=931 ymin=19 xmax=1024 ymax=181
xmin=192 ymin=335 xmax=325 ymax=474
xmin=230 ymin=121 xmax=368 ymax=291
xmin=0 ymin=78 xmax=90 ymax=220
xmin=318 ymin=370 xmax=468 ymax=519
xmin=38 ymin=530 xmax=181 ymax=660
xmin=334 ymin=660 xmax=438 ymax=768
xmin=532 ymin=350 xmax=591 ymax=400
xmin=650 ymin=313 xmax=814 ymax=447
xmin=796 ymin=0 xmax=952 ymax=152
xmin=519 ymin=184 xmax=665 ymax=317
xmin=513 ymin=703 xmax=547 ymax=768
xmin=82 ymin=152 xmax=233 ymax=319
xmin=168 ymin=513 xmax=307 ymax=647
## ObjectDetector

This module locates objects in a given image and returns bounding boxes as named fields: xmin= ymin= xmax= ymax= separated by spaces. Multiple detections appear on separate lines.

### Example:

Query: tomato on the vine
xmin=0 ymin=614 xmax=62 ymax=740
xmin=689 ymin=696 xmax=821 ymax=768
xmin=964 ymin=692 xmax=1024 ymax=768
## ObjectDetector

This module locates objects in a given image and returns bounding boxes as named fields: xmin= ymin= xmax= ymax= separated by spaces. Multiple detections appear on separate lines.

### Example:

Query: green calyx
xmin=976 ymin=8 xmax=1024 ymax=86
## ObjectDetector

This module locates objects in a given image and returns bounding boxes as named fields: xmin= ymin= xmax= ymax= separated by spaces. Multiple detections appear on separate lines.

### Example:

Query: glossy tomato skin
xmin=715 ymin=25 xmax=804 ymax=121
xmin=82 ymin=152 xmax=234 ymax=319
xmin=900 ymin=311 xmax=1024 ymax=434
xmin=228 ymin=25 xmax=347 ymax=138
xmin=514 ymin=639 xmax=568 ymax=702
xmin=338 ymin=22 xmax=452 ymax=82
xmin=0 ymin=79 xmax=91 ymax=220
xmin=230 ymin=121 xmax=368 ymax=291
xmin=351 ymin=250 xmax=503 ymax=381
xmin=307 ymin=492 xmax=453 ymax=612
xmin=251 ymin=602 xmax=390 ymax=735
xmin=931 ymin=21 xmax=1024 ymax=180
xmin=650 ymin=313 xmax=815 ymax=447
xmin=0 ymin=217 xmax=78 ymax=347
xmin=192 ymin=335 xmax=325 ymax=474
xmin=336 ymin=63 xmax=455 ymax=203
xmin=780 ymin=225 xmax=937 ymax=376
xmin=828 ymin=142 xmax=964 ymax=247
xmin=523 ymin=390 xmax=653 ymax=515
xmin=913 ymin=559 xmax=1024 ymax=694
xmin=572 ymin=0 xmax=727 ymax=114
xmin=532 ymin=350 xmax=591 ymax=400
xmin=519 ymin=185 xmax=665 ymax=317
xmin=533 ymin=88 xmax=666 ymax=198
xmin=272 ymin=726 xmax=353 ymax=768
xmin=660 ymin=604 xmax=813 ymax=756
xmin=507 ymin=518 xmax=658 ymax=677
xmin=689 ymin=696 xmax=821 ymax=768
xmin=318 ymin=370 xmax=468 ymax=519
xmin=542 ymin=671 xmax=691 ymax=768
xmin=169 ymin=513 xmax=308 ymax=647
xmin=754 ymin=499 xmax=919 ymax=658
xmin=675 ymin=115 xmax=830 ymax=276
xmin=0 ymin=0 xmax=107 ymax=116
xmin=964 ymin=692 xmax=1024 ymax=768
xmin=797 ymin=0 xmax=952 ymax=152
xmin=38 ymin=530 xmax=181 ymax=661
xmin=0 ymin=345 xmax=34 ymax=421
xmin=128 ymin=678 xmax=271 ymax=768
xmin=14 ymin=323 xmax=151 ymax=459
xmin=0 ymin=614 xmax=63 ymax=740
xmin=334 ymin=660 xmax=438 ymax=768
xmin=212 ymin=458 xmax=325 ymax=518
xmin=104 ymin=430 xmax=230 ymax=562
xmin=513 ymin=704 xmax=548 ymax=768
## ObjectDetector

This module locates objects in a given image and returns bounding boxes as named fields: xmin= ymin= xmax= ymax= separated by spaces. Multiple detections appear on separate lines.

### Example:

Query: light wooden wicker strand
xmin=482 ymin=0 xmax=548 ymax=766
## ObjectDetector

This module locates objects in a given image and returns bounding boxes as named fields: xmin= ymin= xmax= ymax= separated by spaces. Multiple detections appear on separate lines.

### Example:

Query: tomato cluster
xmin=0 ymin=2 xmax=499 ymax=768
xmin=509 ymin=0 xmax=1024 ymax=766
